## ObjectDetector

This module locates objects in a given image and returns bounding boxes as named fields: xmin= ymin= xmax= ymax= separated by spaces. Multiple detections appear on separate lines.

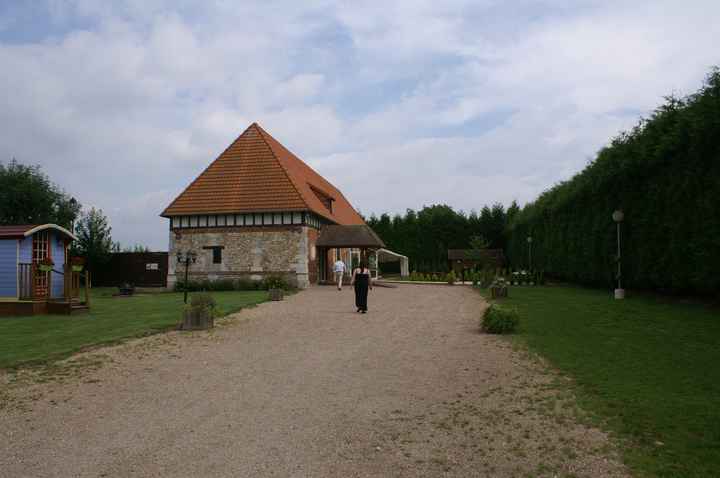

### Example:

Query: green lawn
xmin=0 ymin=288 xmax=269 ymax=369
xmin=483 ymin=286 xmax=720 ymax=477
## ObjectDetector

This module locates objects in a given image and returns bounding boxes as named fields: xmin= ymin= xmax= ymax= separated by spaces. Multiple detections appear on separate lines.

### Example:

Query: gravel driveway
xmin=1 ymin=285 xmax=627 ymax=477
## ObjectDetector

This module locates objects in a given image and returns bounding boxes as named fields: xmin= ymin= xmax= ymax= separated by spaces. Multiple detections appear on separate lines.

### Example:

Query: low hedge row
xmin=175 ymin=276 xmax=290 ymax=292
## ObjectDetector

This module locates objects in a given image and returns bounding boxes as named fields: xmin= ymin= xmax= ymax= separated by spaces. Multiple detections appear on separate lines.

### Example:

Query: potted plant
xmin=70 ymin=256 xmax=85 ymax=272
xmin=490 ymin=277 xmax=509 ymax=299
xmin=446 ymin=270 xmax=457 ymax=285
xmin=38 ymin=257 xmax=54 ymax=272
xmin=180 ymin=292 xmax=215 ymax=330
xmin=265 ymin=276 xmax=287 ymax=301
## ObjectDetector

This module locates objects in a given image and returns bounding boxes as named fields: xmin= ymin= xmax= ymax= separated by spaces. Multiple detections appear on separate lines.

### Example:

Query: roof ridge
xmin=161 ymin=123 xmax=256 ymax=217
xmin=263 ymin=133 xmax=363 ymax=223
xmin=252 ymin=123 xmax=310 ymax=213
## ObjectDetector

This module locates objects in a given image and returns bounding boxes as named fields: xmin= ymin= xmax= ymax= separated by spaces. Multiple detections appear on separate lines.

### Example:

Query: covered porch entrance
xmin=315 ymin=225 xmax=386 ymax=285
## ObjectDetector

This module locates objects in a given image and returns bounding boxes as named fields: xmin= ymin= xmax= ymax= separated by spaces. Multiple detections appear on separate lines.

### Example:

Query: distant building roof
xmin=0 ymin=224 xmax=77 ymax=240
xmin=161 ymin=123 xmax=365 ymax=226
xmin=316 ymin=225 xmax=386 ymax=249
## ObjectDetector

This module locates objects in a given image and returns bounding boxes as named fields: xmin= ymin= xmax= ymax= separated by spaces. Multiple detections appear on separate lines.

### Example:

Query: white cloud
xmin=0 ymin=0 xmax=718 ymax=249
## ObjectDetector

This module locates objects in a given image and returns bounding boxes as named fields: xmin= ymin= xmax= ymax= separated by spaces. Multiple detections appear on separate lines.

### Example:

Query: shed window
xmin=203 ymin=246 xmax=224 ymax=264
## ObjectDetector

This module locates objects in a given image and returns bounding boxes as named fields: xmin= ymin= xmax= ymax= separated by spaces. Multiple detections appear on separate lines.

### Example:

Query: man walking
xmin=333 ymin=257 xmax=346 ymax=290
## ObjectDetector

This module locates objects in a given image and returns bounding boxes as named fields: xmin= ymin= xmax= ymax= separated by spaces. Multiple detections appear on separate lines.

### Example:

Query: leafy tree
xmin=72 ymin=208 xmax=115 ymax=275
xmin=506 ymin=200 xmax=520 ymax=224
xmin=469 ymin=235 xmax=489 ymax=251
xmin=367 ymin=203 xmax=513 ymax=273
xmin=0 ymin=159 xmax=81 ymax=228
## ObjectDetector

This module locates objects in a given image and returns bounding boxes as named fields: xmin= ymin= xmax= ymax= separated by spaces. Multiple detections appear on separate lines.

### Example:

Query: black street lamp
xmin=612 ymin=210 xmax=624 ymax=299
xmin=176 ymin=250 xmax=197 ymax=304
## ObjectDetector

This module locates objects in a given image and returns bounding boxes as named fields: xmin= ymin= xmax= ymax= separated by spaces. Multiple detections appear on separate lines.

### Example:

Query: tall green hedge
xmin=507 ymin=68 xmax=720 ymax=296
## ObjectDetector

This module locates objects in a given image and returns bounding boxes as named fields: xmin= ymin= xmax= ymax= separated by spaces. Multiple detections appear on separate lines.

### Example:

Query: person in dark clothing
xmin=351 ymin=260 xmax=372 ymax=313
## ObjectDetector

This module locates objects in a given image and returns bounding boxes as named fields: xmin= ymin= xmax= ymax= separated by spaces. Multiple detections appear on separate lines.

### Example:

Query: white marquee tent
xmin=373 ymin=248 xmax=410 ymax=279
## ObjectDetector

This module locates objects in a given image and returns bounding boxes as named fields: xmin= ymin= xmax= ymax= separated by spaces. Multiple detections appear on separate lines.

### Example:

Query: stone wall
xmin=167 ymin=226 xmax=312 ymax=289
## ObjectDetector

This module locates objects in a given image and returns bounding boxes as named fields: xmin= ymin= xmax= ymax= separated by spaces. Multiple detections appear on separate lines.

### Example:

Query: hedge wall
xmin=507 ymin=68 xmax=720 ymax=296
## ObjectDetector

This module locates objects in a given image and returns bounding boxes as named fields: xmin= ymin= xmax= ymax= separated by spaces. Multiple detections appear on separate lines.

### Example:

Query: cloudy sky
xmin=1 ymin=1 xmax=718 ymax=250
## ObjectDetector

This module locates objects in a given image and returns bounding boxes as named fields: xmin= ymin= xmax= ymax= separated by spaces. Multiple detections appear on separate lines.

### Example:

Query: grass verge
xmin=0 ymin=288 xmax=269 ymax=369
xmin=480 ymin=285 xmax=720 ymax=478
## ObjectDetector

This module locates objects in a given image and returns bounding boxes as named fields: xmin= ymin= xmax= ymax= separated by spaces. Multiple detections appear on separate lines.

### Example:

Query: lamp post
xmin=176 ymin=250 xmax=197 ymax=304
xmin=527 ymin=236 xmax=533 ymax=271
xmin=612 ymin=210 xmax=624 ymax=299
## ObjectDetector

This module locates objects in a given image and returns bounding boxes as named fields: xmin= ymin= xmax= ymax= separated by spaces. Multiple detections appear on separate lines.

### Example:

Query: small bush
xmin=176 ymin=278 xmax=268 ymax=292
xmin=481 ymin=304 xmax=519 ymax=334
xmin=207 ymin=279 xmax=235 ymax=291
xmin=263 ymin=275 xmax=289 ymax=290
xmin=446 ymin=270 xmax=456 ymax=285
xmin=190 ymin=292 xmax=216 ymax=310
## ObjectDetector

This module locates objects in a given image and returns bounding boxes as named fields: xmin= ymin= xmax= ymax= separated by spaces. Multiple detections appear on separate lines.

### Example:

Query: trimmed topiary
xmin=481 ymin=304 xmax=519 ymax=334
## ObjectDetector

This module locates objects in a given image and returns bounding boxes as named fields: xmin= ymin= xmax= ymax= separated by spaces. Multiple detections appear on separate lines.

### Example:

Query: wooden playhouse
xmin=0 ymin=224 xmax=90 ymax=316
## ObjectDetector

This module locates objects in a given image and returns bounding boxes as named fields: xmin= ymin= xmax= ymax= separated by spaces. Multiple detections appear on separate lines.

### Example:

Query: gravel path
xmin=1 ymin=285 xmax=628 ymax=477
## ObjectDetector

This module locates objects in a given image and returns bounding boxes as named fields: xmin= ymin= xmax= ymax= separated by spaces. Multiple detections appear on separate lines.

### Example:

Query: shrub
xmin=446 ymin=270 xmax=456 ymax=285
xmin=177 ymin=278 xmax=265 ymax=292
xmin=233 ymin=278 xmax=260 ymax=290
xmin=263 ymin=275 xmax=289 ymax=290
xmin=190 ymin=292 xmax=216 ymax=310
xmin=481 ymin=304 xmax=519 ymax=334
xmin=207 ymin=279 xmax=235 ymax=291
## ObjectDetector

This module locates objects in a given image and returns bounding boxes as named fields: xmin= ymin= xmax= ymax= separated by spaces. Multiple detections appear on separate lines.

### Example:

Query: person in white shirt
xmin=333 ymin=259 xmax=346 ymax=290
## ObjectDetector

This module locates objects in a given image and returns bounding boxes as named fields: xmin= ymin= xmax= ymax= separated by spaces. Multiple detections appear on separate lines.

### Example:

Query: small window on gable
xmin=309 ymin=185 xmax=334 ymax=213
xmin=203 ymin=246 xmax=224 ymax=264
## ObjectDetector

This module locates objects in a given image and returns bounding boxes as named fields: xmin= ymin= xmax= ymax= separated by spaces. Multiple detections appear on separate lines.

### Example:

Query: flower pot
xmin=181 ymin=307 xmax=214 ymax=330
xmin=269 ymin=288 xmax=284 ymax=301
xmin=72 ymin=265 xmax=84 ymax=272
xmin=38 ymin=264 xmax=53 ymax=272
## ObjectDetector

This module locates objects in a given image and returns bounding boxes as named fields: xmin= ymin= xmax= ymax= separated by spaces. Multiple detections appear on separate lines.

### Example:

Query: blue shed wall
xmin=19 ymin=236 xmax=32 ymax=263
xmin=0 ymin=239 xmax=18 ymax=298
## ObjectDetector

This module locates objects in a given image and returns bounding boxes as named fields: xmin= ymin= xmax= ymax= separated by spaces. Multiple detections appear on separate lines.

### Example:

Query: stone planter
xmin=490 ymin=285 xmax=508 ymax=299
xmin=269 ymin=288 xmax=284 ymax=301
xmin=181 ymin=306 xmax=214 ymax=330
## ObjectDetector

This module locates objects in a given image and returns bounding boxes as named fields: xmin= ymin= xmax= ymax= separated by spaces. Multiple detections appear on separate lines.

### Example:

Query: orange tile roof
xmin=161 ymin=123 xmax=365 ymax=226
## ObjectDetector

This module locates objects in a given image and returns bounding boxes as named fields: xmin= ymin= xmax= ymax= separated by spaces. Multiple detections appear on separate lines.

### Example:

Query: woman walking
xmin=351 ymin=260 xmax=372 ymax=313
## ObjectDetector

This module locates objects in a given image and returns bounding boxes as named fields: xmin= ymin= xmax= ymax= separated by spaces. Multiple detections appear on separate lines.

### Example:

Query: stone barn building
xmin=162 ymin=123 xmax=382 ymax=289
